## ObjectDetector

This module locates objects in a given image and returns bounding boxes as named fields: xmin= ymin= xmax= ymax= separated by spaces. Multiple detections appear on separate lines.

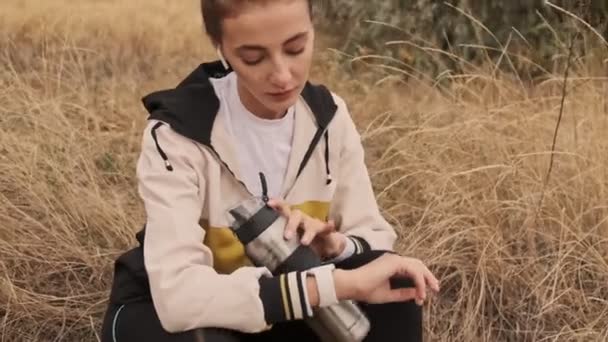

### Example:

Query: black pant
xmin=100 ymin=251 xmax=422 ymax=342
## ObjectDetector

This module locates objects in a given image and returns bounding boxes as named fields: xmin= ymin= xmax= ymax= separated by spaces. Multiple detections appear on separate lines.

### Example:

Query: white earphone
xmin=217 ymin=46 xmax=229 ymax=70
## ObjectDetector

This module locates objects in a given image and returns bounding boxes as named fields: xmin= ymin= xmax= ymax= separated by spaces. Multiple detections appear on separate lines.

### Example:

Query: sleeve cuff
xmin=324 ymin=236 xmax=356 ymax=263
xmin=349 ymin=235 xmax=371 ymax=254
xmin=305 ymin=264 xmax=338 ymax=307
xmin=258 ymin=271 xmax=313 ymax=324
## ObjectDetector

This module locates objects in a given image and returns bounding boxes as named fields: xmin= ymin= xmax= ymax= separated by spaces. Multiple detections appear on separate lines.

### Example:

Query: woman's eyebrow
xmin=235 ymin=31 xmax=308 ymax=53
xmin=283 ymin=31 xmax=308 ymax=45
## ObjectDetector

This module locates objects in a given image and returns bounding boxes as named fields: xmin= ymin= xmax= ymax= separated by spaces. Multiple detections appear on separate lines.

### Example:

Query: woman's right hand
xmin=334 ymin=253 xmax=440 ymax=306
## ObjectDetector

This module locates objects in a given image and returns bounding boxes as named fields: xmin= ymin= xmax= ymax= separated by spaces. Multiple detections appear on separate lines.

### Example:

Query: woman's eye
xmin=240 ymin=52 xmax=264 ymax=66
xmin=286 ymin=48 xmax=305 ymax=56
xmin=242 ymin=57 xmax=263 ymax=66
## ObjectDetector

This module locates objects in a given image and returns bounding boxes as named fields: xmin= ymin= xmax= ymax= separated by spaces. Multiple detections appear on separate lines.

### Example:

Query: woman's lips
xmin=267 ymin=88 xmax=296 ymax=101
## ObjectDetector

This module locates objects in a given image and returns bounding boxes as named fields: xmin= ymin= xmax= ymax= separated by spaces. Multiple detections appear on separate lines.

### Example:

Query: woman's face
xmin=219 ymin=0 xmax=314 ymax=118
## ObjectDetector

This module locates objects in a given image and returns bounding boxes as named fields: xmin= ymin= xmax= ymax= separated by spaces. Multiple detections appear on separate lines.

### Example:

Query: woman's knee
xmin=100 ymin=304 xmax=117 ymax=342
xmin=101 ymin=301 xmax=241 ymax=342
xmin=362 ymin=300 xmax=423 ymax=342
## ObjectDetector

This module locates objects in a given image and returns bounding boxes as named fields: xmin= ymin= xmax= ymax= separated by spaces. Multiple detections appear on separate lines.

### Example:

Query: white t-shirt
xmin=210 ymin=72 xmax=294 ymax=199
xmin=210 ymin=72 xmax=355 ymax=262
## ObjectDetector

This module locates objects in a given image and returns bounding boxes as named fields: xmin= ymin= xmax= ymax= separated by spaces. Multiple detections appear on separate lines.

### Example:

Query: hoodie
xmin=106 ymin=61 xmax=397 ymax=333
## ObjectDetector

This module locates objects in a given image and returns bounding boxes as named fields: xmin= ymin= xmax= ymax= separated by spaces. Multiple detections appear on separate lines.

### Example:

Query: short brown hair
xmin=201 ymin=0 xmax=313 ymax=46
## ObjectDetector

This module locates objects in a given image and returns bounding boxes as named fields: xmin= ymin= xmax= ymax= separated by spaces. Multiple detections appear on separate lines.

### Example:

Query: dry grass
xmin=1 ymin=0 xmax=607 ymax=341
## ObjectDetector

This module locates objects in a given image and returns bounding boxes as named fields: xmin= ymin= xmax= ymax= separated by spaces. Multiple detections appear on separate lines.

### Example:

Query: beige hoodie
xmin=108 ymin=61 xmax=397 ymax=334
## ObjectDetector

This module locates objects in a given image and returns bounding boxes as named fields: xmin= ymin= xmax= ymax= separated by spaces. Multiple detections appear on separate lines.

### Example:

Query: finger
xmin=378 ymin=286 xmax=418 ymax=303
xmin=423 ymin=267 xmax=440 ymax=292
xmin=284 ymin=210 xmax=302 ymax=240
xmin=302 ymin=219 xmax=335 ymax=245
xmin=393 ymin=273 xmax=425 ymax=305
xmin=403 ymin=262 xmax=427 ymax=304
xmin=267 ymin=198 xmax=289 ymax=216
xmin=321 ymin=220 xmax=336 ymax=235
xmin=314 ymin=222 xmax=335 ymax=238
xmin=392 ymin=288 xmax=418 ymax=303
xmin=300 ymin=226 xmax=317 ymax=245
xmin=267 ymin=198 xmax=291 ymax=217
xmin=414 ymin=272 xmax=427 ymax=304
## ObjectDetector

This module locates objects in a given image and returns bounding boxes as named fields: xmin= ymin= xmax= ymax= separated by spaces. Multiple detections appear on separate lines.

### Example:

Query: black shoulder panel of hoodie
xmin=141 ymin=60 xmax=338 ymax=147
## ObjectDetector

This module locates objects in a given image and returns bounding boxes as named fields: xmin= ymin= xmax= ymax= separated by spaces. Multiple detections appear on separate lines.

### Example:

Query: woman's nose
xmin=269 ymin=59 xmax=292 ymax=88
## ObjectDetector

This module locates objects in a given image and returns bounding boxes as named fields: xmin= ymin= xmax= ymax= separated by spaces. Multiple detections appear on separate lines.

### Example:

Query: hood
xmin=141 ymin=60 xmax=338 ymax=148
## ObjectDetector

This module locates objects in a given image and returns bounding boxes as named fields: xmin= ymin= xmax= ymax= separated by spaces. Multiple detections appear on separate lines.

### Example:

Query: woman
xmin=100 ymin=0 xmax=440 ymax=341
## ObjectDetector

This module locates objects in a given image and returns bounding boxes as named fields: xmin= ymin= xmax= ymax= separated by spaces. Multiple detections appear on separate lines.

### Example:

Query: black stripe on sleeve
xmin=350 ymin=235 xmax=371 ymax=253
xmin=258 ymin=276 xmax=286 ymax=324
xmin=296 ymin=271 xmax=311 ymax=318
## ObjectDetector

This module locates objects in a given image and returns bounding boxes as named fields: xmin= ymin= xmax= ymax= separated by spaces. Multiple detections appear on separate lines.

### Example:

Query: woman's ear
xmin=216 ymin=46 xmax=229 ymax=70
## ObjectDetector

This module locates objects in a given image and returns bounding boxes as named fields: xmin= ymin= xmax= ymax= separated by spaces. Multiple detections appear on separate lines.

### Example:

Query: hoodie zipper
xmin=206 ymin=145 xmax=255 ymax=198
xmin=206 ymin=124 xmax=333 ymax=205
xmin=259 ymin=172 xmax=269 ymax=203
xmin=207 ymin=146 xmax=271 ymax=205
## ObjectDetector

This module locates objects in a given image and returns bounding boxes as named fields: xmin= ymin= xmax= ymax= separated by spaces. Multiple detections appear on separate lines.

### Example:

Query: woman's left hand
xmin=267 ymin=198 xmax=347 ymax=260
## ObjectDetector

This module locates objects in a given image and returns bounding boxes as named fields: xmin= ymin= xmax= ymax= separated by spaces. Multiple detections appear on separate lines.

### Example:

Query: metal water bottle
xmin=227 ymin=197 xmax=371 ymax=342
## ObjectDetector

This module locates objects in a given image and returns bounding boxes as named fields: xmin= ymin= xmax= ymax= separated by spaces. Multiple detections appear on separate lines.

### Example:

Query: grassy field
xmin=1 ymin=0 xmax=607 ymax=341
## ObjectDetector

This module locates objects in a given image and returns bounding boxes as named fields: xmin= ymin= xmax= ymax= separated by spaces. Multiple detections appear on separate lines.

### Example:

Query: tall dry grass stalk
xmin=1 ymin=0 xmax=607 ymax=341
